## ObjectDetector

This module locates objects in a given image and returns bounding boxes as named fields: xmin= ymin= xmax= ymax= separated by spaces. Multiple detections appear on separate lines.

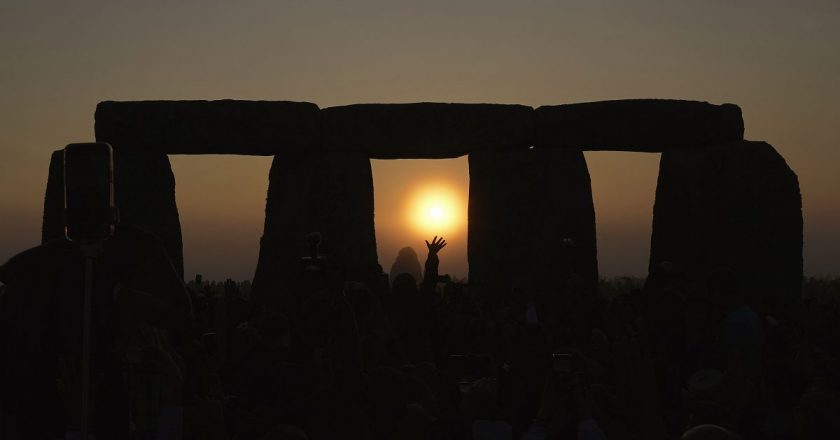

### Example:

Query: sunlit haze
xmin=373 ymin=158 xmax=469 ymax=280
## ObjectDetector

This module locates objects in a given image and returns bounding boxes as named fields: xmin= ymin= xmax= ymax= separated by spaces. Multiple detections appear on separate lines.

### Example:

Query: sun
xmin=406 ymin=184 xmax=464 ymax=235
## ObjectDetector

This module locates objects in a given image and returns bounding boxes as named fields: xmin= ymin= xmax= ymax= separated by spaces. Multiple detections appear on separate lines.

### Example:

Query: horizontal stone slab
xmin=535 ymin=99 xmax=744 ymax=152
xmin=95 ymin=99 xmax=746 ymax=156
xmin=321 ymin=103 xmax=534 ymax=158
xmin=95 ymin=100 xmax=321 ymax=155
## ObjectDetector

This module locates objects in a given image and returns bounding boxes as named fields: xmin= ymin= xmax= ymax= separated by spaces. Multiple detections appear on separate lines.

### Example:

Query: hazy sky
xmin=2 ymin=1 xmax=838 ymax=281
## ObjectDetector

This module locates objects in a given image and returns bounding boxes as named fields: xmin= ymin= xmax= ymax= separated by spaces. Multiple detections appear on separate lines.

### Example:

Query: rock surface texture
xmin=468 ymin=148 xmax=598 ymax=306
xmin=251 ymin=152 xmax=378 ymax=307
xmin=322 ymin=103 xmax=534 ymax=158
xmin=650 ymin=140 xmax=802 ymax=317
xmin=535 ymin=99 xmax=744 ymax=151
xmin=95 ymin=100 xmax=321 ymax=155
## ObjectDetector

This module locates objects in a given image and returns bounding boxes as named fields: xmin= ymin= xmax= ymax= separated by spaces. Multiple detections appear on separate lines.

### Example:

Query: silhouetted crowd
xmin=2 ymin=227 xmax=840 ymax=440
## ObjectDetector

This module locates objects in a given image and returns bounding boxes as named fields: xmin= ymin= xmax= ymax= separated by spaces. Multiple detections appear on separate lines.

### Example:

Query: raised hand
xmin=422 ymin=236 xmax=447 ymax=294
xmin=425 ymin=236 xmax=447 ymax=256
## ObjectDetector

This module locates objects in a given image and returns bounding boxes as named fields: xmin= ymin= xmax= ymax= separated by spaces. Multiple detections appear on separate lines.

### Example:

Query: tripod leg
xmin=81 ymin=256 xmax=93 ymax=439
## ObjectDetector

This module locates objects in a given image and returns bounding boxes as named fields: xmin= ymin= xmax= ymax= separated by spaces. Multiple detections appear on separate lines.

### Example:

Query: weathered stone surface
xmin=650 ymin=140 xmax=802 ymax=318
xmin=94 ymin=99 xmax=744 ymax=157
xmin=41 ymin=149 xmax=184 ymax=277
xmin=535 ymin=99 xmax=744 ymax=152
xmin=42 ymin=150 xmax=65 ymax=244
xmin=252 ymin=152 xmax=379 ymax=307
xmin=322 ymin=103 xmax=534 ymax=159
xmin=468 ymin=148 xmax=598 ymax=307
xmin=95 ymin=100 xmax=321 ymax=155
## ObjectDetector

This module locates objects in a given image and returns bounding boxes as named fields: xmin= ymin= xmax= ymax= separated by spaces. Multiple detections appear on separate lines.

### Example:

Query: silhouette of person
xmin=389 ymin=246 xmax=423 ymax=286
xmin=390 ymin=237 xmax=446 ymax=364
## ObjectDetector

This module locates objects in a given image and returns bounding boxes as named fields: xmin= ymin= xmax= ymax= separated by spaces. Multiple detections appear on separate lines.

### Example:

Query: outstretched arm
xmin=421 ymin=236 xmax=446 ymax=294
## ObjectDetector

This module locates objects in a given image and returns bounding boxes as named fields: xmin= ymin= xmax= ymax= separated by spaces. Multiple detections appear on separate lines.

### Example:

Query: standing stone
xmin=42 ymin=150 xmax=65 ymax=244
xmin=650 ymin=140 xmax=802 ymax=318
xmin=41 ymin=149 xmax=184 ymax=277
xmin=468 ymin=148 xmax=598 ymax=307
xmin=252 ymin=152 xmax=378 ymax=309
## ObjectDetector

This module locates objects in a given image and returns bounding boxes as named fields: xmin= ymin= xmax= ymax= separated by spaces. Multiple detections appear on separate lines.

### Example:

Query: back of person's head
xmin=681 ymin=424 xmax=741 ymax=440
xmin=392 ymin=273 xmax=419 ymax=299
xmin=687 ymin=401 xmax=737 ymax=433
xmin=390 ymin=247 xmax=423 ymax=284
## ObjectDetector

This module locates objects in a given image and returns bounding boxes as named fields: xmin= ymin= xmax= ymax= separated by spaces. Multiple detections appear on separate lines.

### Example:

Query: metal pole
xmin=79 ymin=243 xmax=102 ymax=440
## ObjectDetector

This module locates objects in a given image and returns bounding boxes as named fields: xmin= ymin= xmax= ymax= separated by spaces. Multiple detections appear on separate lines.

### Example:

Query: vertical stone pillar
xmin=650 ymin=140 xmax=803 ymax=318
xmin=41 ymin=149 xmax=184 ymax=277
xmin=42 ymin=150 xmax=65 ymax=244
xmin=468 ymin=148 xmax=598 ymax=307
xmin=252 ymin=152 xmax=378 ymax=308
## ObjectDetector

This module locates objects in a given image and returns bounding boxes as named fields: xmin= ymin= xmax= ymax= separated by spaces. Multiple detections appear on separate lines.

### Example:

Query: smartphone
xmin=63 ymin=143 xmax=116 ymax=241
xmin=551 ymin=353 xmax=573 ymax=374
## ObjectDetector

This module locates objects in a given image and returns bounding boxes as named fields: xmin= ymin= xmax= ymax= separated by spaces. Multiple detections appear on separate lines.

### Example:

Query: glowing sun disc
xmin=406 ymin=184 xmax=464 ymax=235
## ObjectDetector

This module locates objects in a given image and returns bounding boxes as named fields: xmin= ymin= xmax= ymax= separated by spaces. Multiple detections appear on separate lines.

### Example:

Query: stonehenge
xmin=41 ymin=98 xmax=803 ymax=316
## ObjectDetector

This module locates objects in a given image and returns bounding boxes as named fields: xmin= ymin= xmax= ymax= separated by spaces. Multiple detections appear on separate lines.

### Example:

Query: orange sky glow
xmin=1 ymin=1 xmax=838 ymax=281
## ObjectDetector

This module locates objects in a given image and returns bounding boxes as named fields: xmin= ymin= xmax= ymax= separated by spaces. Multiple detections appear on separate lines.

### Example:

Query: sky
xmin=1 ymin=0 xmax=838 ymax=281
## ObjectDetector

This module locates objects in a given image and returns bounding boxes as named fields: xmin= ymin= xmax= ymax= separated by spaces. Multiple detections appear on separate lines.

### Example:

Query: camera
xmin=63 ymin=143 xmax=116 ymax=242
xmin=300 ymin=232 xmax=324 ymax=270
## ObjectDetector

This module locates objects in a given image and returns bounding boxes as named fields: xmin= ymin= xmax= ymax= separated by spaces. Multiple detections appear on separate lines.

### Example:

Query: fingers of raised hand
xmin=426 ymin=236 xmax=447 ymax=252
